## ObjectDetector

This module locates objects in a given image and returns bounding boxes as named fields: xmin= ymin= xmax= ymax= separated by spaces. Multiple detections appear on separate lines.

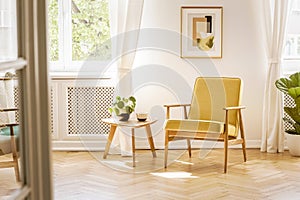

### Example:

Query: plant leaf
xmin=288 ymin=87 xmax=300 ymax=100
xmin=284 ymin=107 xmax=300 ymax=124
xmin=114 ymin=108 xmax=120 ymax=115
xmin=129 ymin=96 xmax=136 ymax=102
xmin=125 ymin=106 xmax=130 ymax=113
xmin=117 ymin=101 xmax=124 ymax=109
xmin=293 ymin=122 xmax=300 ymax=133
xmin=288 ymin=72 xmax=300 ymax=87
xmin=275 ymin=78 xmax=291 ymax=94
xmin=275 ymin=72 xmax=300 ymax=94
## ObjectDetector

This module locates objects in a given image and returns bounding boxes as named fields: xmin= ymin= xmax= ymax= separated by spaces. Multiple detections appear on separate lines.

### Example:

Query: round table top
xmin=101 ymin=118 xmax=157 ymax=128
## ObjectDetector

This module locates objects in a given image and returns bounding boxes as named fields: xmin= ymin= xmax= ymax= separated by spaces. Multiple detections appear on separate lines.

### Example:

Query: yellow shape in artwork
xmin=197 ymin=34 xmax=214 ymax=51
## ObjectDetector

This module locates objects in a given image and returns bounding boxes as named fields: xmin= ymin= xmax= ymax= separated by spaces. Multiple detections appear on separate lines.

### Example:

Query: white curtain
xmin=261 ymin=0 xmax=292 ymax=153
xmin=108 ymin=0 xmax=144 ymax=156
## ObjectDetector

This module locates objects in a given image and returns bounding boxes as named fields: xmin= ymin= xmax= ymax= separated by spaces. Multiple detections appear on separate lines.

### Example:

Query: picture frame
xmin=181 ymin=6 xmax=223 ymax=58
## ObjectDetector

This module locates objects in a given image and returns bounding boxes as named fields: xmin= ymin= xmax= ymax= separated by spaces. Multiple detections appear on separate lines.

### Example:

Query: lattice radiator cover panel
xmin=67 ymin=86 xmax=114 ymax=135
xmin=50 ymin=88 xmax=54 ymax=134
xmin=284 ymin=94 xmax=295 ymax=131
xmin=13 ymin=87 xmax=20 ymax=123
xmin=14 ymin=87 xmax=55 ymax=134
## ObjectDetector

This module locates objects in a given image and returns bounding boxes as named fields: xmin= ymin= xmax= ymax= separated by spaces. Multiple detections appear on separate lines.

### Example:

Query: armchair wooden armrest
xmin=163 ymin=104 xmax=191 ymax=108
xmin=164 ymin=104 xmax=191 ymax=119
xmin=0 ymin=123 xmax=19 ymax=128
xmin=0 ymin=108 xmax=18 ymax=112
xmin=223 ymin=106 xmax=246 ymax=111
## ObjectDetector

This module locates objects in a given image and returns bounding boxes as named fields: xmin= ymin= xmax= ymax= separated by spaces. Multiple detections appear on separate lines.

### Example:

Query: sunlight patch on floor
xmin=101 ymin=160 xmax=134 ymax=169
xmin=174 ymin=159 xmax=194 ymax=165
xmin=150 ymin=171 xmax=198 ymax=179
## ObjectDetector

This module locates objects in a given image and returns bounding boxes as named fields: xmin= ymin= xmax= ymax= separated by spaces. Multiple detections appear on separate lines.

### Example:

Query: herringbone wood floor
xmin=1 ymin=149 xmax=300 ymax=199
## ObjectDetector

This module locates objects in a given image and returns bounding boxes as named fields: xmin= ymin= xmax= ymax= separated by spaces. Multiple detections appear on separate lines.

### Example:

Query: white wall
xmin=132 ymin=0 xmax=267 ymax=146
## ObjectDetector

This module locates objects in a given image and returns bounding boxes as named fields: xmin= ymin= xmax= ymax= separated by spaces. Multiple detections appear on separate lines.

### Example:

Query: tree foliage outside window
xmin=48 ymin=0 xmax=59 ymax=61
xmin=48 ymin=0 xmax=111 ymax=63
xmin=72 ymin=0 xmax=111 ymax=61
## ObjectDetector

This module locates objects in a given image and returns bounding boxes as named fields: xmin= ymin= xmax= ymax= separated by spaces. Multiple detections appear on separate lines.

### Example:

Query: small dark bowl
xmin=137 ymin=118 xmax=147 ymax=122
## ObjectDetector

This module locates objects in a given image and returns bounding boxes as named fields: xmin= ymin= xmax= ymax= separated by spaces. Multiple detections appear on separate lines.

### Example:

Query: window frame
xmin=49 ymin=0 xmax=111 ymax=73
xmin=282 ymin=0 xmax=300 ymax=75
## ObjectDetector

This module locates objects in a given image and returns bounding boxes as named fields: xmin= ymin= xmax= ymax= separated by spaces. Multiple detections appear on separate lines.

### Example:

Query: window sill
xmin=49 ymin=71 xmax=114 ymax=80
xmin=282 ymin=59 xmax=300 ymax=76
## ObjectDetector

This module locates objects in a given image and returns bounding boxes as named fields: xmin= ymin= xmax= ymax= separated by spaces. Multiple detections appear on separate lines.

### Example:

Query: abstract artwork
xmin=181 ymin=7 xmax=223 ymax=58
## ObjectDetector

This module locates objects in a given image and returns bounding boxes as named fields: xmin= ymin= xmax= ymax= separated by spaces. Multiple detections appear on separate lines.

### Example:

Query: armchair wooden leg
xmin=224 ymin=140 xmax=228 ymax=173
xmin=242 ymin=140 xmax=247 ymax=162
xmin=239 ymin=111 xmax=247 ymax=162
xmin=224 ymin=111 xmax=229 ymax=173
xmin=187 ymin=139 xmax=191 ymax=158
xmin=164 ymin=131 xmax=169 ymax=168
xmin=10 ymin=126 xmax=20 ymax=181
xmin=12 ymin=151 xmax=20 ymax=182
xmin=131 ymin=128 xmax=136 ymax=167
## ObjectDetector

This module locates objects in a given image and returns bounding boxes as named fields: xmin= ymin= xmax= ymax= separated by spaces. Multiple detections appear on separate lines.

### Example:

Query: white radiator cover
xmin=51 ymin=80 xmax=116 ymax=150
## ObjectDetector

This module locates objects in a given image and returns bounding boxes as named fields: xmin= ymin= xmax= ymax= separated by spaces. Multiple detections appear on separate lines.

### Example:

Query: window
xmin=48 ymin=0 xmax=111 ymax=72
xmin=0 ymin=0 xmax=17 ymax=63
xmin=283 ymin=0 xmax=300 ymax=74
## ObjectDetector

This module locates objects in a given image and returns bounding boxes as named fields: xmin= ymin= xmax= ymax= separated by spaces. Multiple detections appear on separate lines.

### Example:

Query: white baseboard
xmin=52 ymin=139 xmax=262 ymax=151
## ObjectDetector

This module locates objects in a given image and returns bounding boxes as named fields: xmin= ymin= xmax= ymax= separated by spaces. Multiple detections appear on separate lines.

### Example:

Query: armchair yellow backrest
xmin=188 ymin=77 xmax=242 ymax=135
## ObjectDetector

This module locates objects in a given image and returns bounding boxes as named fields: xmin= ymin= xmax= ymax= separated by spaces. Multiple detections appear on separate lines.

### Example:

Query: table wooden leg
xmin=145 ymin=125 xmax=157 ymax=158
xmin=131 ymin=128 xmax=136 ymax=167
xmin=103 ymin=125 xmax=117 ymax=159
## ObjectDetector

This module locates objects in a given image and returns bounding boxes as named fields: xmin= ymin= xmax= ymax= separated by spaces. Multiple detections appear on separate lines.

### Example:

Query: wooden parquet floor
xmin=1 ymin=149 xmax=300 ymax=200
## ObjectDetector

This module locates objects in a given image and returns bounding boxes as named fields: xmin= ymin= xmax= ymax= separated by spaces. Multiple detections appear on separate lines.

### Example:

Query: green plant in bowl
xmin=275 ymin=72 xmax=300 ymax=135
xmin=108 ymin=96 xmax=136 ymax=121
xmin=275 ymin=72 xmax=300 ymax=156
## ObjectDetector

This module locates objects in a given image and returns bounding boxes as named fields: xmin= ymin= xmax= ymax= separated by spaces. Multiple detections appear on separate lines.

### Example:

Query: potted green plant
xmin=275 ymin=72 xmax=300 ymax=156
xmin=108 ymin=96 xmax=136 ymax=121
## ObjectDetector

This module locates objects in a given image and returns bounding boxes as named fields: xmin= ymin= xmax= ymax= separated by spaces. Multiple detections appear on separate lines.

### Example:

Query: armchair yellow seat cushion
xmin=0 ymin=126 xmax=19 ymax=136
xmin=165 ymin=119 xmax=237 ymax=137
xmin=0 ymin=126 xmax=19 ymax=155
xmin=0 ymin=135 xmax=12 ymax=155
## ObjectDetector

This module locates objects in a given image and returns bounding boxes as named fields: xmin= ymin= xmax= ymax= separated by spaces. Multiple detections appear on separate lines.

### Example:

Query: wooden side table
xmin=101 ymin=118 xmax=157 ymax=167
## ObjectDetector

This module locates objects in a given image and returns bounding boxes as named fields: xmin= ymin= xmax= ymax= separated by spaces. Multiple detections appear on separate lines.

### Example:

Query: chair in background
xmin=164 ymin=77 xmax=246 ymax=173
xmin=0 ymin=75 xmax=20 ymax=181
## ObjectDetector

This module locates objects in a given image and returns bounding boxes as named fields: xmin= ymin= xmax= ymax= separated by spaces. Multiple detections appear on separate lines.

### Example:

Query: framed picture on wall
xmin=181 ymin=6 xmax=223 ymax=58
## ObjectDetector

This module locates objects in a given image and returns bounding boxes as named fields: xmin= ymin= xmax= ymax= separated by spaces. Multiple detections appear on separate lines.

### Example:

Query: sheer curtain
xmin=261 ymin=0 xmax=292 ymax=153
xmin=108 ymin=0 xmax=144 ymax=156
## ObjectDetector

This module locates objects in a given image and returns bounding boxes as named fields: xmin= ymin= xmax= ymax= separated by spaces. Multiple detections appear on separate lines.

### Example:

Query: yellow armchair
xmin=164 ymin=77 xmax=246 ymax=173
